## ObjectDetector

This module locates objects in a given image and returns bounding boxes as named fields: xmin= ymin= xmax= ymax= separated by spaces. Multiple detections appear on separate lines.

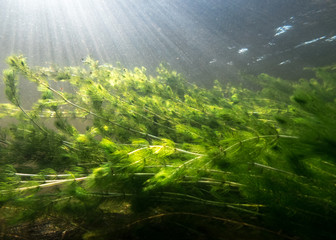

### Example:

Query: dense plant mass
xmin=0 ymin=55 xmax=335 ymax=240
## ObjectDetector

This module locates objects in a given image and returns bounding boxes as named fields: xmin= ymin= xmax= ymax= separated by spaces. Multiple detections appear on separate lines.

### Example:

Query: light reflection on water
xmin=0 ymin=0 xmax=335 ymax=102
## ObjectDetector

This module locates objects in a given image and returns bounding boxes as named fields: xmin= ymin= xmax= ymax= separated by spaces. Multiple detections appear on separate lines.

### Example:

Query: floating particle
xmin=325 ymin=35 xmax=336 ymax=42
xmin=209 ymin=58 xmax=217 ymax=64
xmin=238 ymin=48 xmax=248 ymax=54
xmin=274 ymin=25 xmax=293 ymax=36
xmin=295 ymin=36 xmax=326 ymax=48
xmin=279 ymin=60 xmax=291 ymax=65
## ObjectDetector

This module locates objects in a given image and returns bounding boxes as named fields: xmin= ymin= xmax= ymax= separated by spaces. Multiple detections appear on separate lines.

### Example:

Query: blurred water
xmin=0 ymin=0 xmax=335 ymax=101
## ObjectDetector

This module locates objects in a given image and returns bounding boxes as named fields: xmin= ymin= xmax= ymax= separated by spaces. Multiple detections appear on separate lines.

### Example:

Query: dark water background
xmin=0 ymin=0 xmax=336 ymax=102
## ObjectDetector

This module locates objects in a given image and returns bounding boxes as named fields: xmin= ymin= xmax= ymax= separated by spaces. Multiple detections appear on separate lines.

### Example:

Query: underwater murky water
xmin=0 ymin=0 xmax=335 ymax=98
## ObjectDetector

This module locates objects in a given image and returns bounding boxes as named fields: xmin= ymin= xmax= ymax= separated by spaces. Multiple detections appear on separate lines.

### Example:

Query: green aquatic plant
xmin=0 ymin=55 xmax=335 ymax=239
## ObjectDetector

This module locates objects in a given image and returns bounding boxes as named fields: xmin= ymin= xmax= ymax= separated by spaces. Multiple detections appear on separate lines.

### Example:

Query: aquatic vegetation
xmin=0 ymin=55 xmax=335 ymax=239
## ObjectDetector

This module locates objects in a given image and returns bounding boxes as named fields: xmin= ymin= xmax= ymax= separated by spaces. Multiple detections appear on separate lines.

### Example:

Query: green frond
xmin=3 ymin=68 xmax=19 ymax=105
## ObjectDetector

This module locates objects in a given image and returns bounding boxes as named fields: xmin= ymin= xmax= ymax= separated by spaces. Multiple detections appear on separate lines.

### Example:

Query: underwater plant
xmin=0 ymin=55 xmax=335 ymax=239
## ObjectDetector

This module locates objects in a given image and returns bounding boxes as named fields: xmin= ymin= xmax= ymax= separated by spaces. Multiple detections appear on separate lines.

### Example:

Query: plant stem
xmin=13 ymin=177 xmax=87 ymax=192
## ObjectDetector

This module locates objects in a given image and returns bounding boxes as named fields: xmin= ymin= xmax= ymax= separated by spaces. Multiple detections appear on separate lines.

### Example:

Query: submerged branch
xmin=15 ymin=99 xmax=47 ymax=134
xmin=13 ymin=177 xmax=87 ymax=192
xmin=14 ymin=173 xmax=76 ymax=178
xmin=127 ymin=145 xmax=204 ymax=156
xmin=250 ymin=162 xmax=296 ymax=175
xmin=223 ymin=134 xmax=298 ymax=152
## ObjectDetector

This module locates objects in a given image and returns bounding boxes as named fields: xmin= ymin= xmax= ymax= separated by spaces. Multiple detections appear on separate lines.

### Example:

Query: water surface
xmin=0 ymin=0 xmax=335 ymax=98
